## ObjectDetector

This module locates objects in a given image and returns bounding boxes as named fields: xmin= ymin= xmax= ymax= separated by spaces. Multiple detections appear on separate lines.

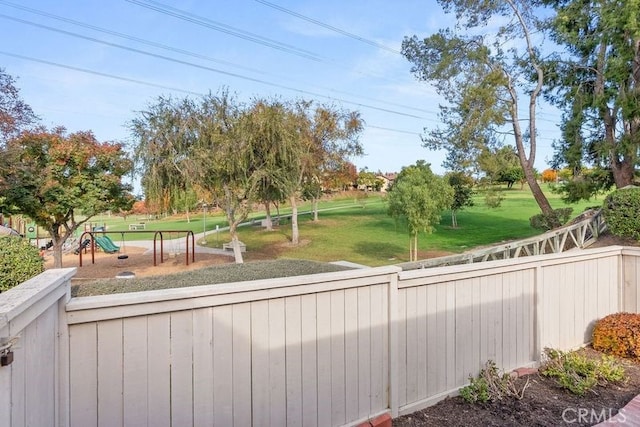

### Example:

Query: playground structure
xmin=77 ymin=230 xmax=195 ymax=267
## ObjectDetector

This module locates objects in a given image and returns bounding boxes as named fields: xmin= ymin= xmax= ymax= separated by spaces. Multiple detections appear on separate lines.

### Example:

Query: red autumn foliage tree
xmin=0 ymin=127 xmax=133 ymax=267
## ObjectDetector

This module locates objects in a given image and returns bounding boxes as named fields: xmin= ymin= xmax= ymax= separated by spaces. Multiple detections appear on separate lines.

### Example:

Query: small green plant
xmin=0 ymin=236 xmax=44 ymax=292
xmin=459 ymin=373 xmax=490 ymax=404
xmin=484 ymin=189 xmax=504 ymax=208
xmin=540 ymin=348 xmax=625 ymax=396
xmin=459 ymin=360 xmax=529 ymax=404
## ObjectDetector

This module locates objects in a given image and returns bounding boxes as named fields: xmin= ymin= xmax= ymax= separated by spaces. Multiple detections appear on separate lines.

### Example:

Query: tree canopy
xmin=387 ymin=161 xmax=453 ymax=262
xmin=478 ymin=145 xmax=524 ymax=188
xmin=402 ymin=0 xmax=560 ymax=226
xmin=446 ymin=171 xmax=475 ymax=228
xmin=0 ymin=127 xmax=133 ymax=267
xmin=131 ymin=92 xmax=363 ymax=260
xmin=543 ymin=0 xmax=640 ymax=199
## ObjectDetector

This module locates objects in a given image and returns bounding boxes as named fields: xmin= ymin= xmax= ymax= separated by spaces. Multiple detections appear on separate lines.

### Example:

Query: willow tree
xmin=388 ymin=161 xmax=453 ymax=262
xmin=402 ymin=0 xmax=559 ymax=226
xmin=288 ymin=101 xmax=364 ymax=244
xmin=242 ymin=98 xmax=298 ymax=231
xmin=130 ymin=95 xmax=198 ymax=216
xmin=543 ymin=0 xmax=639 ymax=199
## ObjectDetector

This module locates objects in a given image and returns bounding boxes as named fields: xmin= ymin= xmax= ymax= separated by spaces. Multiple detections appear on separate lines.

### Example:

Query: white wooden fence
xmin=395 ymin=246 xmax=630 ymax=415
xmin=2 ymin=246 xmax=640 ymax=426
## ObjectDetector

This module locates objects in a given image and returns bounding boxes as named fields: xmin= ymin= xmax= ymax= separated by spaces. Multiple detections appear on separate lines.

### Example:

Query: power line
xmin=0 ymin=11 xmax=561 ymax=133
xmin=0 ymin=50 xmax=203 ymax=96
xmin=0 ymin=0 xmax=262 ymax=76
xmin=125 ymin=0 xmax=324 ymax=62
xmin=0 ymin=51 xmax=560 ymax=147
xmin=367 ymin=125 xmax=422 ymax=136
xmin=0 ymin=49 xmax=427 ymax=120
xmin=125 ymin=0 xmax=398 ymax=82
xmin=254 ymin=0 xmax=401 ymax=55
xmin=0 ymin=1 xmax=438 ymax=117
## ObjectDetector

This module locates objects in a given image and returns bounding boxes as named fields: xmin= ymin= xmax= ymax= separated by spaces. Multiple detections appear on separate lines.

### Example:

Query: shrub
xmin=540 ymin=348 xmax=625 ymax=396
xmin=0 ymin=236 xmax=44 ymax=292
xmin=592 ymin=312 xmax=640 ymax=360
xmin=484 ymin=189 xmax=504 ymax=208
xmin=459 ymin=360 xmax=529 ymax=404
xmin=541 ymin=168 xmax=558 ymax=183
xmin=529 ymin=208 xmax=574 ymax=230
xmin=603 ymin=187 xmax=640 ymax=240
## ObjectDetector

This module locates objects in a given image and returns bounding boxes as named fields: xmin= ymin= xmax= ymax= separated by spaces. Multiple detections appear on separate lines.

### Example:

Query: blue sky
xmin=0 ymin=0 xmax=561 ymax=175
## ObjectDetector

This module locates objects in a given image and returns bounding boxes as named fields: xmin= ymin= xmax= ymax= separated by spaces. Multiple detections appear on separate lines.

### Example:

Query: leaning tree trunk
xmin=290 ymin=195 xmax=299 ymax=245
xmin=512 ymin=107 xmax=558 ymax=227
xmin=524 ymin=165 xmax=557 ymax=225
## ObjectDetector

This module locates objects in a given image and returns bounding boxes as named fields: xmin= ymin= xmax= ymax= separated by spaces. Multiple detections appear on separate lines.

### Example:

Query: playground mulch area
xmin=44 ymin=246 xmax=232 ymax=281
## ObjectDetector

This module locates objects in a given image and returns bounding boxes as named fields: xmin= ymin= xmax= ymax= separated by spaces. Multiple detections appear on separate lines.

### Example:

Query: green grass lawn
xmin=202 ymin=185 xmax=606 ymax=266
xmin=79 ymin=186 xmax=605 ymax=266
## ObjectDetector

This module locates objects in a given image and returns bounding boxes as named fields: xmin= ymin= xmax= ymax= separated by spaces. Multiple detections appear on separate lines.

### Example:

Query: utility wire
xmin=125 ymin=0 xmax=397 ymax=82
xmin=0 ymin=0 xmax=262 ymax=76
xmin=0 ymin=47 xmax=425 ymax=120
xmin=254 ymin=0 xmax=401 ymax=55
xmin=1 ymin=51 xmax=559 ymax=146
xmin=125 ymin=0 xmax=324 ymax=62
xmin=367 ymin=125 xmax=422 ymax=136
xmin=0 ymin=50 xmax=202 ymax=96
xmin=0 ymin=1 xmax=437 ymax=116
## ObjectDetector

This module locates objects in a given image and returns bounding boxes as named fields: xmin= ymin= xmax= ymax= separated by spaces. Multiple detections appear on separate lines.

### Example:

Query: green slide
xmin=94 ymin=235 xmax=120 ymax=253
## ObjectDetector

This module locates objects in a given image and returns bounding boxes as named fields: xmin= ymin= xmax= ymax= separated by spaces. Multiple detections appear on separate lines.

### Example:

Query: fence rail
xmin=398 ymin=209 xmax=607 ymax=270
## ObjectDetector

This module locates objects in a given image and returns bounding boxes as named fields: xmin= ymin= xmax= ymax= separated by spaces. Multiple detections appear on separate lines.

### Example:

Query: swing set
xmin=77 ymin=230 xmax=195 ymax=267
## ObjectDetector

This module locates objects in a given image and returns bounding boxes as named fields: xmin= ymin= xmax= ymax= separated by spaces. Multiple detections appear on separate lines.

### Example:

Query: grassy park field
xmin=91 ymin=185 xmax=605 ymax=267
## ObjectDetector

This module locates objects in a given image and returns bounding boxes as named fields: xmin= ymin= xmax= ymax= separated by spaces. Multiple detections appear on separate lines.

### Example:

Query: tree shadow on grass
xmin=352 ymin=241 xmax=405 ymax=261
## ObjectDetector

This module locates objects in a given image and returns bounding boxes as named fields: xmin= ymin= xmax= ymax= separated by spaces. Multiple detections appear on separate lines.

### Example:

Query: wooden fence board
xmin=146 ymin=314 xmax=171 ymax=427
xmin=193 ymin=307 xmax=214 ymax=427
xmin=69 ymin=322 xmax=97 ymax=427
xmin=269 ymin=299 xmax=287 ymax=427
xmin=358 ymin=286 xmax=372 ymax=417
xmin=251 ymin=300 xmax=270 ymax=427
xmin=300 ymin=294 xmax=318 ymax=427
xmin=123 ymin=316 xmax=148 ymax=426
xmin=169 ymin=311 xmax=193 ymax=427
xmin=285 ymin=296 xmax=303 ymax=426
xmin=330 ymin=290 xmax=346 ymax=426
xmin=212 ymin=306 xmax=235 ymax=426
xmin=97 ymin=319 xmax=122 ymax=427
xmin=232 ymin=303 xmax=252 ymax=427
xmin=344 ymin=288 xmax=360 ymax=422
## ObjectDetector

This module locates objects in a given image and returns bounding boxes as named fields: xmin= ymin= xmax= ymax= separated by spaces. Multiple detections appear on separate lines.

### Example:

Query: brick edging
xmin=595 ymin=394 xmax=640 ymax=425
xmin=356 ymin=413 xmax=392 ymax=427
